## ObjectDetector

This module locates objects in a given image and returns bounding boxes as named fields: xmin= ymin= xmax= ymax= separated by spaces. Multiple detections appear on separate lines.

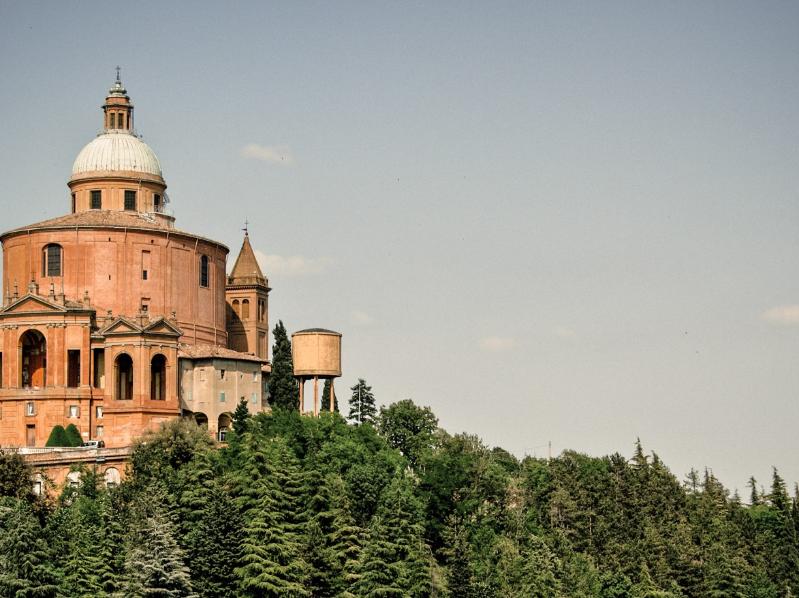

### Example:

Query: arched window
xmin=241 ymin=299 xmax=250 ymax=320
xmin=199 ymin=255 xmax=209 ymax=287
xmin=67 ymin=471 xmax=81 ymax=488
xmin=232 ymin=299 xmax=240 ymax=316
xmin=115 ymin=353 xmax=133 ymax=401
xmin=150 ymin=354 xmax=166 ymax=400
xmin=42 ymin=244 xmax=62 ymax=277
xmin=218 ymin=413 xmax=232 ymax=442
xmin=20 ymin=330 xmax=47 ymax=388
xmin=104 ymin=467 xmax=120 ymax=487
xmin=194 ymin=413 xmax=208 ymax=428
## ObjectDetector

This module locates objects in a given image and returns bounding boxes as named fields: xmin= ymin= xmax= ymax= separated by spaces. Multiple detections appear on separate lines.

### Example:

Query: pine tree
xmin=348 ymin=378 xmax=376 ymax=425
xmin=0 ymin=499 xmax=60 ymax=597
xmin=441 ymin=514 xmax=474 ymax=597
xmin=354 ymin=477 xmax=431 ymax=597
xmin=269 ymin=320 xmax=299 ymax=411
xmin=233 ymin=438 xmax=309 ymax=597
xmin=232 ymin=397 xmax=251 ymax=435
xmin=120 ymin=493 xmax=197 ymax=597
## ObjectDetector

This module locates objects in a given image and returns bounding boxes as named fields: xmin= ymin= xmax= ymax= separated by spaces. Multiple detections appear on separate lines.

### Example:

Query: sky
xmin=0 ymin=1 xmax=797 ymax=494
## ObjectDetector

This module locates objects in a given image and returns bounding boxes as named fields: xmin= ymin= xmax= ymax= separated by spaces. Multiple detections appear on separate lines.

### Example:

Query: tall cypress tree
xmin=269 ymin=320 xmax=298 ymax=411
xmin=347 ymin=378 xmax=376 ymax=425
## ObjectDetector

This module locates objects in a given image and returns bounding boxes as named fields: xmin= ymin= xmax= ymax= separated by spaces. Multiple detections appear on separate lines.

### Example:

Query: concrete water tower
xmin=292 ymin=328 xmax=342 ymax=416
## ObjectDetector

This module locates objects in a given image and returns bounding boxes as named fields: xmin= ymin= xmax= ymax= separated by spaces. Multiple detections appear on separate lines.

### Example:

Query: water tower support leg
xmin=329 ymin=380 xmax=335 ymax=412
xmin=313 ymin=376 xmax=319 ymax=416
xmin=298 ymin=378 xmax=304 ymax=413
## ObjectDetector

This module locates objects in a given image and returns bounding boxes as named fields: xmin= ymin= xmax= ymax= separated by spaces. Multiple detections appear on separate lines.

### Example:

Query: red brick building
xmin=0 ymin=75 xmax=271 ymax=453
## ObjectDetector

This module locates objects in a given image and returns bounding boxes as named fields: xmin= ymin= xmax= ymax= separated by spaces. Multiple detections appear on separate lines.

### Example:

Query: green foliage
xmin=0 ymin=498 xmax=60 ymax=597
xmin=45 ymin=424 xmax=70 ymax=447
xmin=4 ymin=401 xmax=798 ymax=596
xmin=269 ymin=320 xmax=299 ymax=411
xmin=232 ymin=396 xmax=251 ymax=436
xmin=0 ymin=451 xmax=34 ymax=500
xmin=377 ymin=399 xmax=438 ymax=469
xmin=348 ymin=378 xmax=376 ymax=425
xmin=65 ymin=423 xmax=83 ymax=446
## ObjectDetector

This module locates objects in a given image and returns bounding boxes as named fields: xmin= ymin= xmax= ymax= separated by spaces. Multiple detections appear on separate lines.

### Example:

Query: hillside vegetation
xmin=1 ymin=401 xmax=797 ymax=597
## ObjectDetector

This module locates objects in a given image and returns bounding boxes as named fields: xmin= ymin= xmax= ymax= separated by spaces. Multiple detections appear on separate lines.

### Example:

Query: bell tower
xmin=225 ymin=229 xmax=270 ymax=359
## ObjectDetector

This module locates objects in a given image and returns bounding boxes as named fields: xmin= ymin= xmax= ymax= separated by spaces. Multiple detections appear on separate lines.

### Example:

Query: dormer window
xmin=124 ymin=190 xmax=136 ymax=211
xmin=42 ymin=244 xmax=63 ymax=277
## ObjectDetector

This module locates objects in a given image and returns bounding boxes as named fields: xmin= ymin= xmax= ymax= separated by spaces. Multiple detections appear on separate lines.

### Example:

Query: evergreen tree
xmin=348 ymin=378 xmax=376 ymax=425
xmin=0 ymin=452 xmax=34 ymax=500
xmin=269 ymin=320 xmax=299 ymax=411
xmin=0 ymin=498 xmax=60 ymax=597
xmin=233 ymin=438 xmax=309 ymax=597
xmin=232 ymin=397 xmax=251 ymax=436
xmin=45 ymin=424 xmax=70 ymax=447
xmin=322 ymin=379 xmax=339 ymax=413
xmin=354 ymin=477 xmax=431 ymax=597
xmin=65 ymin=423 xmax=83 ymax=446
xmin=120 ymin=493 xmax=197 ymax=597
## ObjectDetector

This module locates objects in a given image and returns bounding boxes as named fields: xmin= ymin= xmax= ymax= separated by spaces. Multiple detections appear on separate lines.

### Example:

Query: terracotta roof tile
xmin=178 ymin=343 xmax=267 ymax=364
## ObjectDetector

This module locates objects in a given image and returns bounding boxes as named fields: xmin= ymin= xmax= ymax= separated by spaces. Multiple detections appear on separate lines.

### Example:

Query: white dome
xmin=71 ymin=132 xmax=162 ymax=178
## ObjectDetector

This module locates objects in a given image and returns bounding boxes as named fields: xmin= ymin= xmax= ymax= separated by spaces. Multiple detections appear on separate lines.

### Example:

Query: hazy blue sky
xmin=1 ymin=1 xmax=797 ymax=493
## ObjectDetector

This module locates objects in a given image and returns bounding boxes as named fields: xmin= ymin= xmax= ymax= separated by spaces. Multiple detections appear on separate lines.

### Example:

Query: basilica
xmin=0 ymin=75 xmax=274 ymax=452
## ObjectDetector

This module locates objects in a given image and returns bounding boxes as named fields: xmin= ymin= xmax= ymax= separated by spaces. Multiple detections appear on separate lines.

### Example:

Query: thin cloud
xmin=253 ymin=250 xmax=331 ymax=277
xmin=240 ymin=143 xmax=294 ymax=165
xmin=480 ymin=336 xmax=516 ymax=352
xmin=762 ymin=305 xmax=799 ymax=325
xmin=351 ymin=310 xmax=374 ymax=326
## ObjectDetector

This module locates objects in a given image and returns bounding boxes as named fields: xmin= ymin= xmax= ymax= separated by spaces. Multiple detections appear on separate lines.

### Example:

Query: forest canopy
xmin=0 ymin=401 xmax=797 ymax=597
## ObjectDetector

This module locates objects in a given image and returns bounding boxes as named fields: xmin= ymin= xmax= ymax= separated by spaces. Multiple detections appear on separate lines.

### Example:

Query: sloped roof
xmin=227 ymin=233 xmax=267 ymax=287
xmin=1 ymin=211 xmax=228 ymax=250
xmin=178 ymin=343 xmax=267 ymax=364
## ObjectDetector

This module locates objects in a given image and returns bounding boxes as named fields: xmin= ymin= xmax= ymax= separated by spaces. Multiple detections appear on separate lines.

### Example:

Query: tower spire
xmin=103 ymin=68 xmax=133 ymax=132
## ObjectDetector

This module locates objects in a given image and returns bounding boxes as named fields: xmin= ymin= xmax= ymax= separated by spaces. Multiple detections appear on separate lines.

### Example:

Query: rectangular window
xmin=44 ymin=245 xmax=62 ymax=277
xmin=219 ymin=392 xmax=226 ymax=403
xmin=95 ymin=405 xmax=104 ymax=419
xmin=124 ymin=190 xmax=136 ymax=211
xmin=220 ymin=369 xmax=226 ymax=380
xmin=110 ymin=113 xmax=116 ymax=129
xmin=142 ymin=250 xmax=150 ymax=280
xmin=67 ymin=350 xmax=80 ymax=388
xmin=96 ymin=425 xmax=104 ymax=438
xmin=119 ymin=112 xmax=126 ymax=129
xmin=252 ymin=371 xmax=258 ymax=382
xmin=71 ymin=193 xmax=76 ymax=213
xmin=68 ymin=405 xmax=79 ymax=418
xmin=26 ymin=402 xmax=35 ymax=416
xmin=199 ymin=368 xmax=206 ymax=382
xmin=154 ymin=194 xmax=161 ymax=211
xmin=251 ymin=392 xmax=257 ymax=404
xmin=92 ymin=348 xmax=105 ymax=389
xmin=91 ymin=190 xmax=101 ymax=209
xmin=141 ymin=298 xmax=149 ymax=313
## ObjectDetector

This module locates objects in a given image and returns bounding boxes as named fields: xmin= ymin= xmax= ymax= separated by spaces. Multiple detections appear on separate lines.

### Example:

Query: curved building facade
xmin=0 ymin=76 xmax=271 ymax=449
